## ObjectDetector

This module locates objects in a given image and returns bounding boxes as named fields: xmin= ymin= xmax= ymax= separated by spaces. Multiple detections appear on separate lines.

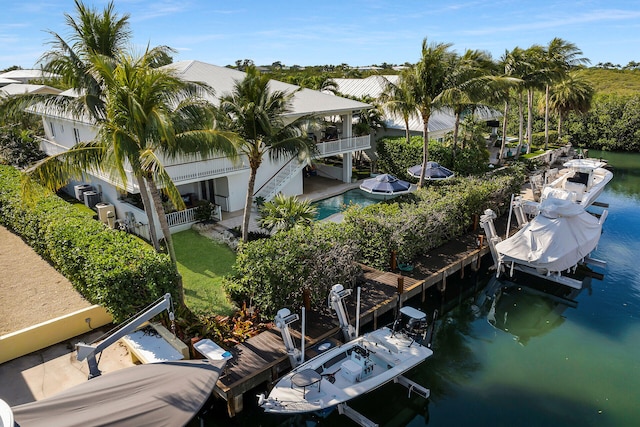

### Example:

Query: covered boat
xmin=9 ymin=359 xmax=225 ymax=427
xmin=495 ymin=198 xmax=602 ymax=274
xmin=259 ymin=307 xmax=433 ymax=415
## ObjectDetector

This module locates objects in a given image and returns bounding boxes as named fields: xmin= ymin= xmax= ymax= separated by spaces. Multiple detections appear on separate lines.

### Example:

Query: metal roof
xmin=166 ymin=60 xmax=372 ymax=118
xmin=330 ymin=76 xmax=500 ymax=134
xmin=0 ymin=83 xmax=62 ymax=97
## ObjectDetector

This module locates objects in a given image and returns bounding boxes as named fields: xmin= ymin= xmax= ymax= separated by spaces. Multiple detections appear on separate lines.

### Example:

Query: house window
xmin=73 ymin=128 xmax=81 ymax=144
xmin=49 ymin=122 xmax=56 ymax=138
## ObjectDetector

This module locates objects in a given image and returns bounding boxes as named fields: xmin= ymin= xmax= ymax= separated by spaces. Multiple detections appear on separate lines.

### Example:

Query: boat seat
xmin=564 ymin=181 xmax=586 ymax=194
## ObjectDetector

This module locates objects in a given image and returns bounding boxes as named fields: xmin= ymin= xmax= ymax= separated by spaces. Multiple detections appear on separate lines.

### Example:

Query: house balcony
xmin=316 ymin=135 xmax=370 ymax=158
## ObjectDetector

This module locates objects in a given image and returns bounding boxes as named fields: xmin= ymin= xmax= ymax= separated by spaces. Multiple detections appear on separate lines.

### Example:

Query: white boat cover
xmin=11 ymin=359 xmax=225 ymax=427
xmin=495 ymin=198 xmax=602 ymax=273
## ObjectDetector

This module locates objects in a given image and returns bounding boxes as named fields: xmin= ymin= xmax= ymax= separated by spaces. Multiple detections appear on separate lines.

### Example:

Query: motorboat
xmin=359 ymin=173 xmax=415 ymax=199
xmin=258 ymin=306 xmax=433 ymax=415
xmin=480 ymin=197 xmax=607 ymax=289
xmin=540 ymin=158 xmax=612 ymax=208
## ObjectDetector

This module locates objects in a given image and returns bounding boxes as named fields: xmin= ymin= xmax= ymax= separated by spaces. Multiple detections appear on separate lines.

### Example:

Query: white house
xmin=330 ymin=75 xmax=501 ymax=143
xmin=33 ymin=60 xmax=372 ymax=237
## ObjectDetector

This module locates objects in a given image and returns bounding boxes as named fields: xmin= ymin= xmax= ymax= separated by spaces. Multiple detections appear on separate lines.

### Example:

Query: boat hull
xmin=260 ymin=327 xmax=432 ymax=414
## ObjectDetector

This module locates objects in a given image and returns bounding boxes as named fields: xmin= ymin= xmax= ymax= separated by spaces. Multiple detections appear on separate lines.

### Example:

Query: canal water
xmin=205 ymin=150 xmax=640 ymax=427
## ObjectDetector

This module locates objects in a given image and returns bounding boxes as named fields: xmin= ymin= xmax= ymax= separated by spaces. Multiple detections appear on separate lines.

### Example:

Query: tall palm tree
xmin=411 ymin=37 xmax=454 ymax=187
xmin=436 ymin=49 xmax=496 ymax=163
xmin=217 ymin=66 xmax=317 ymax=242
xmin=521 ymin=45 xmax=547 ymax=155
xmin=379 ymin=70 xmax=417 ymax=144
xmin=26 ymin=50 xmax=239 ymax=282
xmin=542 ymin=38 xmax=590 ymax=148
xmin=379 ymin=68 xmax=418 ymax=144
xmin=39 ymin=0 xmax=172 ymax=120
xmin=547 ymin=72 xmax=594 ymax=139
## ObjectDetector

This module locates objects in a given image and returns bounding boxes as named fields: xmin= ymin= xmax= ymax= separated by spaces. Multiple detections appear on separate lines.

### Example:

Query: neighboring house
xmin=330 ymin=75 xmax=501 ymax=143
xmin=33 ymin=60 xmax=372 ymax=236
xmin=1 ymin=83 xmax=62 ymax=97
xmin=0 ymin=77 xmax=20 ymax=87
xmin=0 ymin=69 xmax=57 ymax=84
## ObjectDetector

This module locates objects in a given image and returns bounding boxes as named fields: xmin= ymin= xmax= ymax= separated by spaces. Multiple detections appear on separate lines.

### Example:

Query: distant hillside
xmin=581 ymin=68 xmax=640 ymax=96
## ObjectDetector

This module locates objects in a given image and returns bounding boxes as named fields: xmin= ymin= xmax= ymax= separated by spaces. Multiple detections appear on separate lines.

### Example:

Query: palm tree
xmin=522 ymin=45 xmax=547 ymax=155
xmin=379 ymin=70 xmax=417 ymax=144
xmin=26 ymin=50 xmax=239 ymax=282
xmin=39 ymin=0 xmax=172 ymax=120
xmin=547 ymin=72 xmax=594 ymax=140
xmin=411 ymin=37 xmax=454 ymax=187
xmin=258 ymin=193 xmax=317 ymax=233
xmin=542 ymin=38 xmax=589 ymax=148
xmin=217 ymin=66 xmax=317 ymax=242
xmin=436 ymin=49 xmax=495 ymax=163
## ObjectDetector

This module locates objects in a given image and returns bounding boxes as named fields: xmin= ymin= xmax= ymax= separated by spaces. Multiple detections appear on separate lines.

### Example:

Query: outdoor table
xmin=290 ymin=369 xmax=322 ymax=398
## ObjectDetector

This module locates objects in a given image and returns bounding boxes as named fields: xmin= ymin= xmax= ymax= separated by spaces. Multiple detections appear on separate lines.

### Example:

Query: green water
xmin=206 ymin=150 xmax=640 ymax=426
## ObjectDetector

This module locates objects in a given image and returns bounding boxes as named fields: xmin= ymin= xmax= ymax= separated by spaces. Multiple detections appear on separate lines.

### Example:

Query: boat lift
xmin=76 ymin=293 xmax=175 ymax=379
xmin=272 ymin=284 xmax=432 ymax=427
xmin=479 ymin=200 xmax=608 ymax=290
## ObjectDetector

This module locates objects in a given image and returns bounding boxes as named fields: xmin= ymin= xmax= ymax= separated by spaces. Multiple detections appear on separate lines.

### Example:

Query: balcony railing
xmin=316 ymin=135 xmax=371 ymax=158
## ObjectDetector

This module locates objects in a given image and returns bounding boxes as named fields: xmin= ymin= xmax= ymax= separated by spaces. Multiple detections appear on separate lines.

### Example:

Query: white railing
xmin=164 ymin=155 xmax=249 ymax=184
xmin=316 ymin=135 xmax=371 ymax=158
xmin=253 ymin=135 xmax=371 ymax=201
xmin=166 ymin=205 xmax=222 ymax=229
xmin=254 ymin=158 xmax=306 ymax=201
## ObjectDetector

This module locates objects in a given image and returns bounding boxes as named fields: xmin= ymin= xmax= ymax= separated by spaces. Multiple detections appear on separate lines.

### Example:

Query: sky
xmin=2 ymin=0 xmax=640 ymax=71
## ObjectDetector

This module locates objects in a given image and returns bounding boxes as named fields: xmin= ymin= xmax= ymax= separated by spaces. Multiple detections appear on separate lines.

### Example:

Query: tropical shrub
xmin=0 ymin=125 xmax=46 ymax=169
xmin=566 ymin=94 xmax=640 ymax=152
xmin=344 ymin=169 xmax=525 ymax=269
xmin=376 ymin=135 xmax=490 ymax=179
xmin=0 ymin=165 xmax=180 ymax=322
xmin=226 ymin=222 xmax=361 ymax=317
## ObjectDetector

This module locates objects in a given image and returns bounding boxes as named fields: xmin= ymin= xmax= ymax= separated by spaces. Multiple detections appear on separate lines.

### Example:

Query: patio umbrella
xmin=408 ymin=162 xmax=454 ymax=180
xmin=359 ymin=174 xmax=413 ymax=198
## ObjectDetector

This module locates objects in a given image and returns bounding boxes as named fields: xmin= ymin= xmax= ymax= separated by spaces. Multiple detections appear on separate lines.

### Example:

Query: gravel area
xmin=0 ymin=225 xmax=91 ymax=335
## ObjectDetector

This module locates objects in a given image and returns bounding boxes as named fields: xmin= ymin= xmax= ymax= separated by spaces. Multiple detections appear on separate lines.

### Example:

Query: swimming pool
xmin=312 ymin=188 xmax=380 ymax=220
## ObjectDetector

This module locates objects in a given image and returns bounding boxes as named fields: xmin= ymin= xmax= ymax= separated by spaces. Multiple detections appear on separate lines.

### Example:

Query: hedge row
xmin=0 ymin=165 xmax=179 ymax=322
xmin=229 ymin=166 xmax=526 ymax=315
xmin=344 ymin=169 xmax=525 ymax=269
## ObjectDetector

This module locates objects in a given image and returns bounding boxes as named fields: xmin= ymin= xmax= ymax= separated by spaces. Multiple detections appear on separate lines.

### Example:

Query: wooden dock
xmin=212 ymin=228 xmax=493 ymax=416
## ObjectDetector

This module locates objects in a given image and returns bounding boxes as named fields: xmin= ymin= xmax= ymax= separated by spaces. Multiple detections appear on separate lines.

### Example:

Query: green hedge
xmin=530 ymin=130 xmax=559 ymax=147
xmin=0 ymin=165 xmax=180 ymax=322
xmin=344 ymin=169 xmax=525 ymax=269
xmin=376 ymin=136 xmax=490 ymax=178
xmin=228 ymin=166 xmax=526 ymax=314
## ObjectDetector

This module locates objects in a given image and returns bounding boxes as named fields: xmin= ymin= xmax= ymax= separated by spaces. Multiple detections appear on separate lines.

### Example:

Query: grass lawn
xmin=173 ymin=229 xmax=237 ymax=316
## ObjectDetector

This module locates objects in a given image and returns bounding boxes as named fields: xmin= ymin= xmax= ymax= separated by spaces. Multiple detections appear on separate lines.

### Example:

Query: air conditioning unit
xmin=83 ymin=191 xmax=101 ymax=209
xmin=96 ymin=202 xmax=115 ymax=224
xmin=74 ymin=184 xmax=93 ymax=201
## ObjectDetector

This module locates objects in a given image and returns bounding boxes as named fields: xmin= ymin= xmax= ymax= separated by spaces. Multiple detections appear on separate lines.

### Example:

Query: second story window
xmin=73 ymin=128 xmax=81 ymax=144
xmin=49 ymin=122 xmax=56 ymax=138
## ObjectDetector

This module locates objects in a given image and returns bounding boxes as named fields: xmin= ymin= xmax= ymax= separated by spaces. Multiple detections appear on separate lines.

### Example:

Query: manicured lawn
xmin=173 ymin=229 xmax=237 ymax=316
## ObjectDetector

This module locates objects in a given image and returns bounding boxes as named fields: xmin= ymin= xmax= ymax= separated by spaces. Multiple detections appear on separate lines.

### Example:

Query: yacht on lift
xmin=258 ymin=284 xmax=434 ymax=427
xmin=480 ymin=197 xmax=607 ymax=290
xmin=540 ymin=158 xmax=613 ymax=209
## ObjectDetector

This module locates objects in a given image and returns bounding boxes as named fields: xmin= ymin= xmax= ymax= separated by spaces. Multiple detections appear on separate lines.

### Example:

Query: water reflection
xmin=480 ymin=276 xmax=583 ymax=345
